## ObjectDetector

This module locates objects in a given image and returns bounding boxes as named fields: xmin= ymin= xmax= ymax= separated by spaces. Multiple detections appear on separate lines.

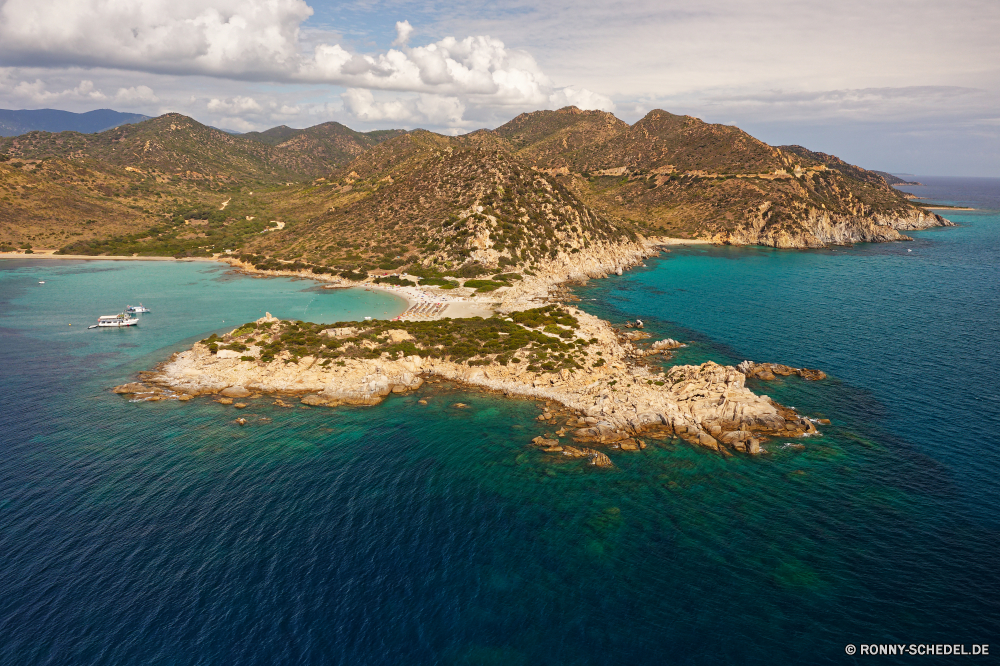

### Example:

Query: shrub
xmin=464 ymin=279 xmax=504 ymax=292
xmin=445 ymin=262 xmax=489 ymax=278
xmin=416 ymin=276 xmax=455 ymax=287
xmin=374 ymin=275 xmax=411 ymax=286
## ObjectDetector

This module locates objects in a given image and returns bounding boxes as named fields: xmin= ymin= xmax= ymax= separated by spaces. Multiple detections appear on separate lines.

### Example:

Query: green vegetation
xmin=510 ymin=304 xmax=578 ymax=329
xmin=57 ymin=207 xmax=274 ymax=257
xmin=201 ymin=306 xmax=592 ymax=371
xmin=463 ymin=279 xmax=506 ymax=293
xmin=415 ymin=276 xmax=458 ymax=289
xmin=373 ymin=275 xmax=413 ymax=286
xmin=2 ymin=107 xmax=927 ymax=256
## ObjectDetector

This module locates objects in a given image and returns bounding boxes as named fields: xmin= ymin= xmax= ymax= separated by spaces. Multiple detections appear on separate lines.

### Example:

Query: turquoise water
xmin=1 ymin=180 xmax=999 ymax=664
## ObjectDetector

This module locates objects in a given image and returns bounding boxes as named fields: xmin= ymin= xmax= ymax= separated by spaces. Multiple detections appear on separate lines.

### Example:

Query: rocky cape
xmin=120 ymin=237 xmax=826 ymax=468
xmin=125 ymin=310 xmax=819 ymax=465
xmin=708 ymin=207 xmax=952 ymax=248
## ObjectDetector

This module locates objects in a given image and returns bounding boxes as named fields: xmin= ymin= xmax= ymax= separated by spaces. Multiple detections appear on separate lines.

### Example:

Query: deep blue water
xmin=1 ymin=179 xmax=998 ymax=665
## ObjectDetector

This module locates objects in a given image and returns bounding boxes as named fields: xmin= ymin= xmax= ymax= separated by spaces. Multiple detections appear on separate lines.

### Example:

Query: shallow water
xmin=1 ymin=181 xmax=998 ymax=665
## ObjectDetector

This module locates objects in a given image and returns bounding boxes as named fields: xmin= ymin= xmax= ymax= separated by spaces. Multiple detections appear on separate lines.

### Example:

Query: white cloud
xmin=207 ymin=96 xmax=264 ymax=113
xmin=0 ymin=0 xmax=312 ymax=78
xmin=114 ymin=85 xmax=158 ymax=104
xmin=4 ymin=77 xmax=121 ymax=103
xmin=343 ymin=88 xmax=465 ymax=126
xmin=217 ymin=116 xmax=258 ymax=132
xmin=0 ymin=0 xmax=613 ymax=125
xmin=549 ymin=86 xmax=615 ymax=112
xmin=392 ymin=20 xmax=414 ymax=47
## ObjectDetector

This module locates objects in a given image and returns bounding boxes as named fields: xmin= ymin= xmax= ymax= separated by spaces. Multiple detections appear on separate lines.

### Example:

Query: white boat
xmin=91 ymin=313 xmax=139 ymax=328
xmin=126 ymin=303 xmax=151 ymax=313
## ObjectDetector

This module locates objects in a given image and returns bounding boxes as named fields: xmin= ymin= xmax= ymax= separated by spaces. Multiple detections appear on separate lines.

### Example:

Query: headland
xmin=117 ymin=236 xmax=827 ymax=466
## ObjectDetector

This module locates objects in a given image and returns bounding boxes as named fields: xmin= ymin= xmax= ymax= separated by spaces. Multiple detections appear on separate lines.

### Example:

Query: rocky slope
xmin=245 ymin=130 xmax=637 ymax=276
xmin=245 ymin=122 xmax=406 ymax=175
xmin=1 ymin=106 xmax=954 ymax=254
xmin=494 ymin=107 xmax=952 ymax=248
xmin=124 ymin=305 xmax=822 ymax=465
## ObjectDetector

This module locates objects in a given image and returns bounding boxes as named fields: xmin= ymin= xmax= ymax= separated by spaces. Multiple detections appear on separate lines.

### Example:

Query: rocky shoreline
xmin=118 ymin=276 xmax=827 ymax=467
xmin=113 ymin=235 xmax=837 ymax=467
xmin=709 ymin=208 xmax=952 ymax=248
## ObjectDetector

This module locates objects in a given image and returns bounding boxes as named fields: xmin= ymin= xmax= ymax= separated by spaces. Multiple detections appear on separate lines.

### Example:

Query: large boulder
xmin=113 ymin=382 xmax=148 ymax=394
xmin=221 ymin=385 xmax=251 ymax=398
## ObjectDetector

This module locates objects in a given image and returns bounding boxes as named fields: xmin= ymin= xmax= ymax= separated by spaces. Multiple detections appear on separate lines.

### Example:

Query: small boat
xmin=38 ymin=281 xmax=45 ymax=284
xmin=126 ymin=303 xmax=151 ymax=313
xmin=92 ymin=313 xmax=139 ymax=328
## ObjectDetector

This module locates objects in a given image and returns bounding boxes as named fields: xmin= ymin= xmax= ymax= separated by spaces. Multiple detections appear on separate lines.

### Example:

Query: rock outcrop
xmin=711 ymin=207 xmax=952 ymax=248
xmin=737 ymin=361 xmax=826 ymax=381
xmin=134 ymin=307 xmax=820 ymax=458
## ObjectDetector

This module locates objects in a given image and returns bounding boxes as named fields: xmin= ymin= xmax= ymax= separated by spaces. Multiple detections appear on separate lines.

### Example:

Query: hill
xmin=0 ymin=114 xmax=299 ymax=252
xmin=0 ymin=108 xmax=150 ymax=137
xmin=0 ymin=107 xmax=953 ymax=259
xmin=872 ymin=170 xmax=922 ymax=186
xmin=0 ymin=114 xmax=288 ymax=184
xmin=258 ymin=122 xmax=406 ymax=175
xmin=495 ymin=107 xmax=949 ymax=247
xmin=242 ymin=130 xmax=632 ymax=276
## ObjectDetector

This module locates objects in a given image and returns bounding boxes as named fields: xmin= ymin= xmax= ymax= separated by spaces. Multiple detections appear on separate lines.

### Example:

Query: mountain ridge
xmin=0 ymin=107 xmax=951 ymax=261
xmin=0 ymin=108 xmax=150 ymax=137
xmin=493 ymin=107 xmax=949 ymax=247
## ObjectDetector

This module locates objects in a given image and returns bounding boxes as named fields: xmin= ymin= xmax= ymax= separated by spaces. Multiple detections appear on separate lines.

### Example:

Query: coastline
xmin=117 ymin=235 xmax=825 ymax=462
xmin=0 ymin=250 xmax=224 ymax=262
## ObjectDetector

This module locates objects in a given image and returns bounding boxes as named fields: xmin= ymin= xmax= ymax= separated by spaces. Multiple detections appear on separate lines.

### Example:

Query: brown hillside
xmin=246 ymin=130 xmax=630 ymax=273
xmin=495 ymin=107 xmax=948 ymax=247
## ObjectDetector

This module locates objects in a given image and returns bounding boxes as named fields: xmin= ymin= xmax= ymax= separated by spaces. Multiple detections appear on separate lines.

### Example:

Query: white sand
xmin=363 ymin=282 xmax=495 ymax=320
xmin=0 ymin=250 xmax=223 ymax=262
xmin=652 ymin=237 xmax=712 ymax=245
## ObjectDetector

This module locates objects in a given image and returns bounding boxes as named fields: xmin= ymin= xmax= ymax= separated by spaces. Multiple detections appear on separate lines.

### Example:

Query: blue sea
xmin=1 ymin=177 xmax=998 ymax=665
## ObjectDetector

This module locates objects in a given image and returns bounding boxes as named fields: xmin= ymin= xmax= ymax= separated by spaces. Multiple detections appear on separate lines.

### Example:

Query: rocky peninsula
xmin=118 ymin=238 xmax=826 ymax=467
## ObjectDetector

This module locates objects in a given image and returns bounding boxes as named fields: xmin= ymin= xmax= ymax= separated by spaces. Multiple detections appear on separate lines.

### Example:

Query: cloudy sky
xmin=1 ymin=0 xmax=998 ymax=175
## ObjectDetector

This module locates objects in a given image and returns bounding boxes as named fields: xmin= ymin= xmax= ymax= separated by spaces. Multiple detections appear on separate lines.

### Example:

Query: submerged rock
xmin=113 ymin=382 xmax=149 ymax=394
xmin=737 ymin=361 xmax=827 ymax=381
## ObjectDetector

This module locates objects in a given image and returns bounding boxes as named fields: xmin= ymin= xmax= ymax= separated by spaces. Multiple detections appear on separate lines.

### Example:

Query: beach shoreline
xmin=2 ymin=236 xmax=711 ymax=323
xmin=0 ymin=250 xmax=224 ymax=262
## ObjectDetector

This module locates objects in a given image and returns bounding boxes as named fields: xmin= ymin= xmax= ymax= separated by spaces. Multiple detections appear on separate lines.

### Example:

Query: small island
xmin=117 ymin=248 xmax=826 ymax=467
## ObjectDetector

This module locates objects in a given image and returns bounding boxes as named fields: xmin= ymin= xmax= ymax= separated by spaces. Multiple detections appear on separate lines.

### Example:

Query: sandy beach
xmin=358 ymin=282 xmax=495 ymax=320
xmin=0 ymin=250 xmax=223 ymax=262
xmin=2 ymin=235 xmax=708 ymax=322
xmin=651 ymin=237 xmax=712 ymax=245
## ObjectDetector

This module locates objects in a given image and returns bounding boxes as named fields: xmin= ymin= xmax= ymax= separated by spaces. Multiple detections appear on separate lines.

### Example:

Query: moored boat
xmin=126 ymin=303 xmax=151 ymax=313
xmin=92 ymin=313 xmax=139 ymax=328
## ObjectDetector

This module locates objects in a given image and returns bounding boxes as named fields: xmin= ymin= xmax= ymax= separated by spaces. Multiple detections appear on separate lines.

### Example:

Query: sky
xmin=0 ymin=0 xmax=998 ymax=176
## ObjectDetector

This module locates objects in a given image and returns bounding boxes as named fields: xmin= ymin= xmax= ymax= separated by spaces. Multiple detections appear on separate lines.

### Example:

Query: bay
xmin=1 ymin=178 xmax=998 ymax=665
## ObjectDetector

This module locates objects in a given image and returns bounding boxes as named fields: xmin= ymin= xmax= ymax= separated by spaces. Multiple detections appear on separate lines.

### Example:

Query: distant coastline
xmin=0 ymin=250 xmax=223 ymax=262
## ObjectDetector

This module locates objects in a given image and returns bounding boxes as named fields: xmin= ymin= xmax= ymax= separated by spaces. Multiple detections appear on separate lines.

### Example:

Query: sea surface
xmin=1 ymin=178 xmax=998 ymax=665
